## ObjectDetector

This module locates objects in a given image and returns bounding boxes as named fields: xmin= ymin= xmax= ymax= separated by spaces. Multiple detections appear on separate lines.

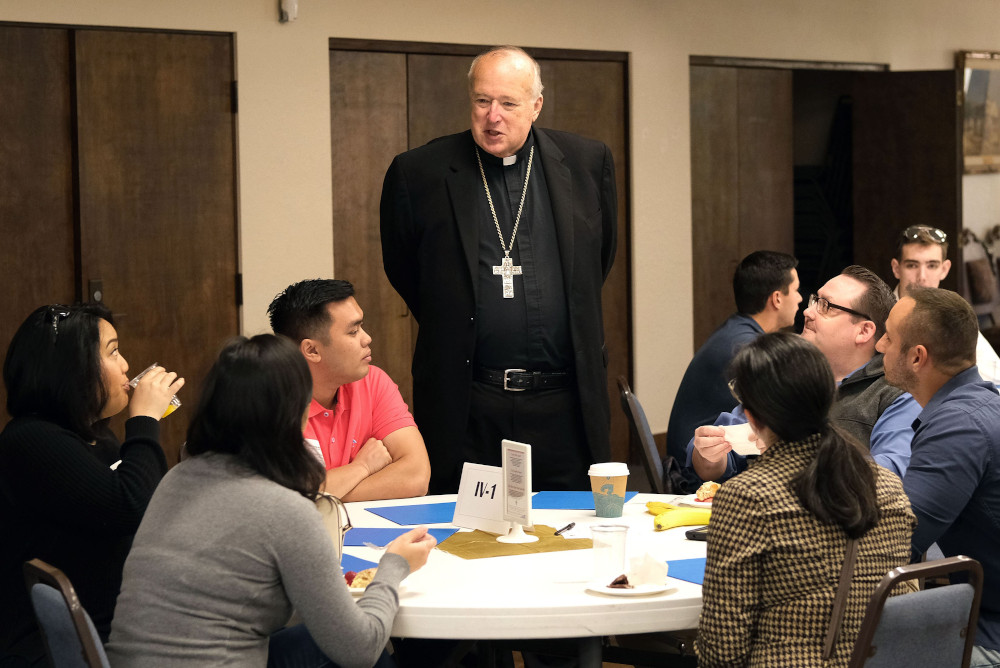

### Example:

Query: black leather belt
xmin=474 ymin=366 xmax=574 ymax=392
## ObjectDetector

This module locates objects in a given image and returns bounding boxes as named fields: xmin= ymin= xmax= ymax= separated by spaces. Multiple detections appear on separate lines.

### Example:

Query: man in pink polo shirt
xmin=268 ymin=278 xmax=430 ymax=500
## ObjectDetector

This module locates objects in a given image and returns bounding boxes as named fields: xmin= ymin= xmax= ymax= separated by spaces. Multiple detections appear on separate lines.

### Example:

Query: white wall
xmin=4 ymin=0 xmax=1000 ymax=433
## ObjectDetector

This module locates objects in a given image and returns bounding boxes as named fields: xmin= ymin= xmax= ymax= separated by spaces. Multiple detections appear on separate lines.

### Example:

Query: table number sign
xmin=453 ymin=463 xmax=511 ymax=534
xmin=497 ymin=439 xmax=538 ymax=544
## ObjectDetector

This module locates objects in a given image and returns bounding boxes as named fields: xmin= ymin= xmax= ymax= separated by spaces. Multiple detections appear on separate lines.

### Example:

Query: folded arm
xmin=340 ymin=426 xmax=431 ymax=502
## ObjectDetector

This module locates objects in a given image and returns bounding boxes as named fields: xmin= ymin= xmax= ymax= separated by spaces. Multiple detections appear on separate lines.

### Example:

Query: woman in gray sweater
xmin=106 ymin=335 xmax=435 ymax=668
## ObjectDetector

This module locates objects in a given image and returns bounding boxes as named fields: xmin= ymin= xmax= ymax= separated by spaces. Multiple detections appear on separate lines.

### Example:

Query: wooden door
xmin=690 ymin=65 xmax=795 ymax=349
xmin=75 ymin=30 xmax=239 ymax=462
xmin=852 ymin=70 xmax=962 ymax=292
xmin=0 ymin=24 xmax=239 ymax=464
xmin=0 ymin=26 xmax=76 ymax=419
xmin=330 ymin=50 xmax=414 ymax=406
xmin=330 ymin=43 xmax=633 ymax=462
xmin=536 ymin=57 xmax=630 ymax=464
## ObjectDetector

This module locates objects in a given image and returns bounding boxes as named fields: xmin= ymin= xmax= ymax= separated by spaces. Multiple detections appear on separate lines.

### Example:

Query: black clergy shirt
xmin=474 ymin=130 xmax=572 ymax=371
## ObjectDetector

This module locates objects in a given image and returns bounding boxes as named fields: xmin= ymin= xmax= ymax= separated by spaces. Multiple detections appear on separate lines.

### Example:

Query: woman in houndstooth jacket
xmin=696 ymin=332 xmax=916 ymax=667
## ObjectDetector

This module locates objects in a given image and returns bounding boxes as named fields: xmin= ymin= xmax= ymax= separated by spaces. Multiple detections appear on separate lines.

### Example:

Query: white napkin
xmin=627 ymin=552 xmax=669 ymax=585
xmin=723 ymin=423 xmax=760 ymax=456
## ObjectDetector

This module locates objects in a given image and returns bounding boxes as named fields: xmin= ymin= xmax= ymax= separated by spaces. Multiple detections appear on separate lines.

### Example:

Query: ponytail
xmin=791 ymin=423 xmax=879 ymax=538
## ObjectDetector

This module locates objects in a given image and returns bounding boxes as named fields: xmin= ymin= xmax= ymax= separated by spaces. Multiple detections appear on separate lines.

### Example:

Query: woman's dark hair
xmin=185 ymin=334 xmax=324 ymax=499
xmin=4 ymin=303 xmax=114 ymax=440
xmin=728 ymin=332 xmax=879 ymax=538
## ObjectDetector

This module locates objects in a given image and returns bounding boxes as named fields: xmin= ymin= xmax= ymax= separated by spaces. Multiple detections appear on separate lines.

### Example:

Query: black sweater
xmin=0 ymin=415 xmax=166 ymax=665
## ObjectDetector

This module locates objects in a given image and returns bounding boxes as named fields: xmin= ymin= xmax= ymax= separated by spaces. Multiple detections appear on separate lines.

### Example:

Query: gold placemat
xmin=437 ymin=524 xmax=593 ymax=559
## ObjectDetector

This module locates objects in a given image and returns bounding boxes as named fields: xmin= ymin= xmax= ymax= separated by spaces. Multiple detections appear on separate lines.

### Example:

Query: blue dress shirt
xmin=902 ymin=365 xmax=1000 ymax=650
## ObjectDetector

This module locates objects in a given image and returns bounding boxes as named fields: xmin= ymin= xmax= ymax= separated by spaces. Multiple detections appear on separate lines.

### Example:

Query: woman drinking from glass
xmin=0 ymin=303 xmax=183 ymax=666
xmin=107 ymin=334 xmax=435 ymax=668
xmin=696 ymin=332 xmax=915 ymax=667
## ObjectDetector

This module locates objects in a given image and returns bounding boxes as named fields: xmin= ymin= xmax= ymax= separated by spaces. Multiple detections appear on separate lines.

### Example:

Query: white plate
xmin=585 ymin=582 xmax=675 ymax=597
xmin=674 ymin=494 xmax=712 ymax=508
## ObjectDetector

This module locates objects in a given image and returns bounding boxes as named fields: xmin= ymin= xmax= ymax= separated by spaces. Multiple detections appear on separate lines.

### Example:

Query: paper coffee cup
xmin=589 ymin=462 xmax=629 ymax=518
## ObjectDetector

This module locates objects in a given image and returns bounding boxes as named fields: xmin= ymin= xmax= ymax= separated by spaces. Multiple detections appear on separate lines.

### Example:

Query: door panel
xmin=330 ymin=50 xmax=412 ymax=405
xmin=536 ymin=58 xmax=631 ymax=463
xmin=853 ymin=70 xmax=962 ymax=292
xmin=407 ymin=54 xmax=469 ymax=150
xmin=75 ymin=30 xmax=238 ymax=462
xmin=690 ymin=66 xmax=794 ymax=349
xmin=0 ymin=26 xmax=76 ymax=420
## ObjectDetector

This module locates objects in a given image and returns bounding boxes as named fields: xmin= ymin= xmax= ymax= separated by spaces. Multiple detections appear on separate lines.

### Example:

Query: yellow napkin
xmin=437 ymin=524 xmax=593 ymax=560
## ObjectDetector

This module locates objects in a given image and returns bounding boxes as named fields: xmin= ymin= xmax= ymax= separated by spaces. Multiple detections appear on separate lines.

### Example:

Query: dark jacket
xmin=380 ymin=128 xmax=617 ymax=492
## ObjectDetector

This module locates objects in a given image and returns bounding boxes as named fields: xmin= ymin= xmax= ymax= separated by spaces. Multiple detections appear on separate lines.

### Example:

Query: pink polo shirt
xmin=303 ymin=365 xmax=416 ymax=470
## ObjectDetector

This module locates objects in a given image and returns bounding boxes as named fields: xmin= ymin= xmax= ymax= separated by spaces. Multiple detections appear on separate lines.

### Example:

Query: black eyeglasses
xmin=728 ymin=378 xmax=742 ymax=404
xmin=902 ymin=225 xmax=947 ymax=244
xmin=47 ymin=305 xmax=71 ymax=344
xmin=808 ymin=294 xmax=872 ymax=322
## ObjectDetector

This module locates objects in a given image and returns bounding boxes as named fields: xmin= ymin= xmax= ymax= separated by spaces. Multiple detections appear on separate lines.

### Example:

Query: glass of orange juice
xmin=129 ymin=363 xmax=181 ymax=418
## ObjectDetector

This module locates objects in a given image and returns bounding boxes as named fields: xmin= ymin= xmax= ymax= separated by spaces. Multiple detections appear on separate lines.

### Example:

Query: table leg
xmin=578 ymin=636 xmax=602 ymax=668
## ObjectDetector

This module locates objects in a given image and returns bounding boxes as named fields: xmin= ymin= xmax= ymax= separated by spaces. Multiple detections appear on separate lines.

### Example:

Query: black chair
xmin=848 ymin=555 xmax=983 ymax=668
xmin=23 ymin=558 xmax=110 ymax=668
xmin=617 ymin=375 xmax=666 ymax=494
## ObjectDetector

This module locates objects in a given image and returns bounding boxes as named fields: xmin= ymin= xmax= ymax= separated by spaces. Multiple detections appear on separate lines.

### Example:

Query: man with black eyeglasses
xmin=890 ymin=225 xmax=1000 ymax=383
xmin=687 ymin=265 xmax=920 ymax=483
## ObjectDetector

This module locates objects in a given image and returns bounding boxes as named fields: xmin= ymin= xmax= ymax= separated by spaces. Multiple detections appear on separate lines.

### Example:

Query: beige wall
xmin=4 ymin=0 xmax=999 ymax=433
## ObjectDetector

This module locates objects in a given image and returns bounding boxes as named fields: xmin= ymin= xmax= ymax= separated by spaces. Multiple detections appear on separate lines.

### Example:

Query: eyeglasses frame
xmin=808 ymin=294 xmax=872 ymax=323
xmin=318 ymin=492 xmax=352 ymax=558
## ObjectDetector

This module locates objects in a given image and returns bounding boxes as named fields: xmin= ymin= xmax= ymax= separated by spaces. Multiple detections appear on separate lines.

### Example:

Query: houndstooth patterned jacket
xmin=696 ymin=434 xmax=916 ymax=667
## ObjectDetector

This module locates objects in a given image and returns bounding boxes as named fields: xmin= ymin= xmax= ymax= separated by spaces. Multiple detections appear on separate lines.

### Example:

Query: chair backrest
xmin=616 ymin=376 xmax=665 ymax=494
xmin=848 ymin=555 xmax=983 ymax=668
xmin=23 ymin=559 xmax=110 ymax=668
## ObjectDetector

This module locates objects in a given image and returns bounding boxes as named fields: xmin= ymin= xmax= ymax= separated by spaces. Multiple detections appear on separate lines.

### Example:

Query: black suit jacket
xmin=380 ymin=128 xmax=617 ymax=490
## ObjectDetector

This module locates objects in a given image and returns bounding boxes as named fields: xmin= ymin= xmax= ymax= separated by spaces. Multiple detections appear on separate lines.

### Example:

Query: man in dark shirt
xmin=666 ymin=250 xmax=800 ymax=487
xmin=380 ymin=45 xmax=616 ymax=493
xmin=877 ymin=287 xmax=1000 ymax=665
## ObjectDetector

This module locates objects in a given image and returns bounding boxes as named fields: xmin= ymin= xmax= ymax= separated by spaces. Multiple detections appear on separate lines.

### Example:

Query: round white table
xmin=344 ymin=493 xmax=706 ymax=644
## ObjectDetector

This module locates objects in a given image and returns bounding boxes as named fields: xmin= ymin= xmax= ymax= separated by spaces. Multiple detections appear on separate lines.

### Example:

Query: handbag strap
xmin=823 ymin=537 xmax=859 ymax=661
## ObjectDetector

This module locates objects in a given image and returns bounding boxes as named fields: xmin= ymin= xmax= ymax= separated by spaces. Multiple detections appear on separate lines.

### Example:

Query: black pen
xmin=554 ymin=522 xmax=575 ymax=536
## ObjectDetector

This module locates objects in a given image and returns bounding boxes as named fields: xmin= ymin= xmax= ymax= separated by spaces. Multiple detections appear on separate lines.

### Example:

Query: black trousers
xmin=458 ymin=382 xmax=592 ymax=492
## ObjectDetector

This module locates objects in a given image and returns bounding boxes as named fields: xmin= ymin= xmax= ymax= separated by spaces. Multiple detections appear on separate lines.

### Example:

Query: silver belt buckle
xmin=503 ymin=368 xmax=527 ymax=391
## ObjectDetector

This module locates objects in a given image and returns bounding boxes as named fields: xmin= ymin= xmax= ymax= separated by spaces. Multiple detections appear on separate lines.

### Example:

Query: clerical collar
xmin=477 ymin=131 xmax=536 ymax=167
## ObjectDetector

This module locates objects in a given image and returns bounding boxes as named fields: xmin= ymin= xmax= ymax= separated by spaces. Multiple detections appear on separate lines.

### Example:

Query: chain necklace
xmin=476 ymin=145 xmax=534 ymax=299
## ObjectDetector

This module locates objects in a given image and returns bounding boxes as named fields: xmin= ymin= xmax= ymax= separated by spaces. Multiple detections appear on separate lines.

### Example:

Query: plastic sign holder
xmin=497 ymin=439 xmax=537 ymax=544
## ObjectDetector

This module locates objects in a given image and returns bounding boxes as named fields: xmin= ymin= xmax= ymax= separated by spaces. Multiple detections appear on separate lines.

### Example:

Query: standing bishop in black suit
xmin=380 ymin=45 xmax=618 ymax=494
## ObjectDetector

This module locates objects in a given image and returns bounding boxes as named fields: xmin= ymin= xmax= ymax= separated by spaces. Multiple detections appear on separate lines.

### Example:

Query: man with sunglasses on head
xmin=891 ymin=225 xmax=1000 ymax=383
xmin=688 ymin=265 xmax=920 ymax=483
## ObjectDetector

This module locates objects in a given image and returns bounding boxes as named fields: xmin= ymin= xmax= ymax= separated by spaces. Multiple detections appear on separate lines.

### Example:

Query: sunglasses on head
xmin=901 ymin=226 xmax=946 ymax=244
xmin=47 ymin=305 xmax=71 ymax=344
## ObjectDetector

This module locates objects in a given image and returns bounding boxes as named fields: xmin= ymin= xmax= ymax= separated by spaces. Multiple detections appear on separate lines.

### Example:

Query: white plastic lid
xmin=588 ymin=462 xmax=629 ymax=477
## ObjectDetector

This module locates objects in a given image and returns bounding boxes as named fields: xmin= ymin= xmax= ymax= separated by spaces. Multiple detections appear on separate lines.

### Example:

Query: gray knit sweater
xmin=106 ymin=453 xmax=409 ymax=668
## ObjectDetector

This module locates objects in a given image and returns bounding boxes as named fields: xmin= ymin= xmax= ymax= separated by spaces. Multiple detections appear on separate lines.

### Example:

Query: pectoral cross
xmin=492 ymin=255 xmax=522 ymax=299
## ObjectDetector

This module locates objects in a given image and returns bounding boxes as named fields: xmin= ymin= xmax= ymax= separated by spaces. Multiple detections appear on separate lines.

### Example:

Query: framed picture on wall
xmin=959 ymin=50 xmax=1000 ymax=174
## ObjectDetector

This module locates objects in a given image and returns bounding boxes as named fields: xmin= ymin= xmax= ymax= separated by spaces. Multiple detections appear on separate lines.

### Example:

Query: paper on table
xmin=723 ymin=422 xmax=760 ymax=456
xmin=437 ymin=524 xmax=592 ymax=559
xmin=531 ymin=490 xmax=639 ymax=510
xmin=341 ymin=553 xmax=378 ymax=573
xmin=665 ymin=557 xmax=706 ymax=585
xmin=365 ymin=502 xmax=456 ymax=525
xmin=344 ymin=527 xmax=459 ymax=547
